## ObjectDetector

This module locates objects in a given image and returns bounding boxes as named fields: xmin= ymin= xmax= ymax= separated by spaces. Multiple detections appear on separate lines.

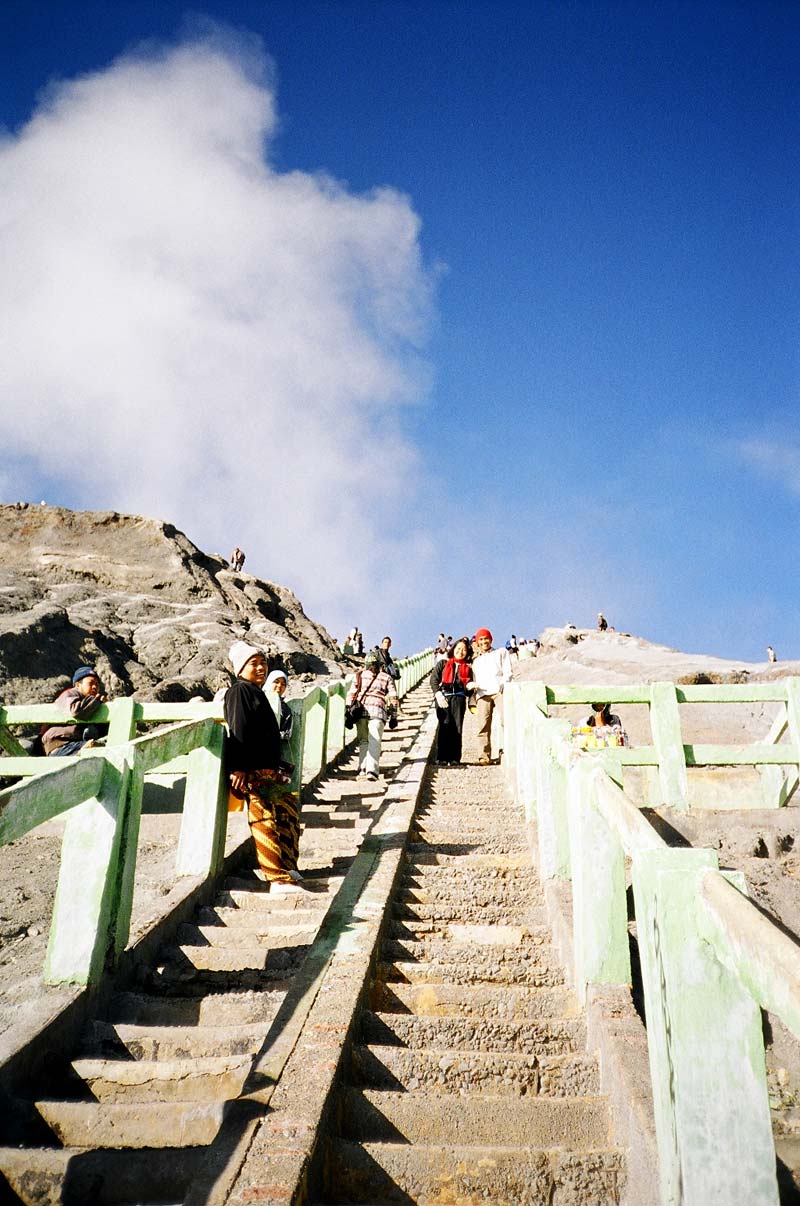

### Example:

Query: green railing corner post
xmin=44 ymin=750 xmax=132 ymax=986
xmin=175 ymin=722 xmax=227 ymax=878
xmin=649 ymin=681 xmax=689 ymax=810
xmin=326 ymin=681 xmax=347 ymax=763
xmin=287 ymin=699 xmax=306 ymax=793
xmin=113 ymin=742 xmax=146 ymax=956
xmin=632 ymin=847 xmax=778 ymax=1206
xmin=503 ymin=683 xmax=519 ymax=788
xmin=0 ymin=708 xmax=27 ymax=757
xmin=567 ymin=760 xmax=631 ymax=1004
xmin=106 ymin=696 xmax=138 ymax=746
xmin=534 ymin=718 xmax=572 ymax=879
xmin=513 ymin=682 xmax=549 ymax=820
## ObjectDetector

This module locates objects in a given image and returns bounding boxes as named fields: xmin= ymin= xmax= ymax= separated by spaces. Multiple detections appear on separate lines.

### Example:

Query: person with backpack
xmin=346 ymin=650 xmax=398 ymax=780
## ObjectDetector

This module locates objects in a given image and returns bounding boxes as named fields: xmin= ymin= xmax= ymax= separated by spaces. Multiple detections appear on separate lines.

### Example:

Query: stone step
xmin=177 ymin=921 xmax=316 ymax=948
xmin=338 ymin=1087 xmax=611 ymax=1147
xmin=361 ymin=1011 xmax=584 ymax=1056
xmin=370 ymin=981 xmax=578 ymax=1021
xmin=151 ymin=942 xmax=307 ymax=978
xmin=215 ymin=884 xmax=339 ymax=911
xmin=70 ymin=1055 xmax=251 ymax=1102
xmin=0 ymin=1144 xmax=205 ymax=1206
xmin=397 ymin=881 xmax=540 ymax=907
xmin=405 ymin=852 xmax=533 ymax=870
xmin=352 ymin=1045 xmax=599 ymax=1097
xmin=388 ymin=919 xmax=551 ymax=946
xmin=392 ymin=900 xmax=546 ymax=925
xmin=325 ymin=1139 xmax=624 ymax=1205
xmin=85 ymin=1019 xmax=266 ymax=1061
xmin=379 ymin=956 xmax=564 ymax=988
xmin=405 ymin=840 xmax=525 ymax=859
xmin=34 ymin=1098 xmax=225 ymax=1148
xmin=107 ymin=989 xmax=285 ymax=1027
xmin=197 ymin=903 xmax=322 ymax=929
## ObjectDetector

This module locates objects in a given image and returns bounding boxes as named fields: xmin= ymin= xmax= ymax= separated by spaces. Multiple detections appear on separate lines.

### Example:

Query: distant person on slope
xmin=42 ymin=667 xmax=107 ymax=756
xmin=471 ymin=628 xmax=513 ymax=765
xmin=767 ymin=646 xmax=777 ymax=663
xmin=224 ymin=642 xmax=302 ymax=889
xmin=597 ymin=612 xmax=608 ymax=631
xmin=230 ymin=547 xmax=245 ymax=572
xmin=431 ymin=637 xmax=475 ymax=764
xmin=376 ymin=635 xmax=400 ymax=681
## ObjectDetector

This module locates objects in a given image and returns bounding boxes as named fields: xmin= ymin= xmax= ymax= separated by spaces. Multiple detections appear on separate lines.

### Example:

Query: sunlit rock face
xmin=0 ymin=503 xmax=346 ymax=702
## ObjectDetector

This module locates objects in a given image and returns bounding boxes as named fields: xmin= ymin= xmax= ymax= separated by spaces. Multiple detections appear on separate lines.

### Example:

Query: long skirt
xmin=243 ymin=769 xmax=300 ymax=883
xmin=436 ymin=695 xmax=467 ymax=763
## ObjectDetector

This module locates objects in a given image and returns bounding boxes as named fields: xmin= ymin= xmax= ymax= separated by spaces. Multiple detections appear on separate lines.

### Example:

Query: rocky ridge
xmin=0 ymin=503 xmax=349 ymax=703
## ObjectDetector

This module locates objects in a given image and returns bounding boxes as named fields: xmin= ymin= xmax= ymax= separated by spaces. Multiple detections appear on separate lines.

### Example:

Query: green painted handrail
xmin=505 ymin=683 xmax=792 ymax=1206
xmin=0 ymin=649 xmax=434 ymax=988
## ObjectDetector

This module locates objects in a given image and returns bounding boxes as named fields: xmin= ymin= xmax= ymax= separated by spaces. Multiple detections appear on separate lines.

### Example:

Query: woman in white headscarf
xmin=264 ymin=669 xmax=293 ymax=744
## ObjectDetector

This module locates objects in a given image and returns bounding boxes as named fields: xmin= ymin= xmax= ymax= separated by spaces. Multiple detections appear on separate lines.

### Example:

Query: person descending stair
xmin=224 ymin=641 xmax=303 ymax=888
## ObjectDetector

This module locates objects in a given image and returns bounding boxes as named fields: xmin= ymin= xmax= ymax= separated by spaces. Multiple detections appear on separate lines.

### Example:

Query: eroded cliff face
xmin=0 ymin=504 xmax=347 ymax=702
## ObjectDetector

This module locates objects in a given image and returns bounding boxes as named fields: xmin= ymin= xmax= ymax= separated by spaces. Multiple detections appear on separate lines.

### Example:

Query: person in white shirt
xmin=471 ymin=627 xmax=513 ymax=764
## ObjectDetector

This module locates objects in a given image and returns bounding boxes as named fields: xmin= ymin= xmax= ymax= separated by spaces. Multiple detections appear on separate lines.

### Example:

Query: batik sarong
xmin=242 ymin=768 xmax=300 ymax=883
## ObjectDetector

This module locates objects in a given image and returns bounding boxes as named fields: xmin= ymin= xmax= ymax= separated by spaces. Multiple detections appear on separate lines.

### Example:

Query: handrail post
xmin=567 ymin=760 xmax=631 ymax=1004
xmin=649 ymin=681 xmax=689 ymax=809
xmin=286 ymin=699 xmax=306 ymax=793
xmin=106 ymin=696 xmax=138 ymax=746
xmin=175 ymin=722 xmax=227 ymax=878
xmin=44 ymin=750 xmax=132 ymax=986
xmin=326 ymin=680 xmax=347 ymax=763
xmin=534 ymin=719 xmax=572 ymax=879
xmin=632 ymin=847 xmax=778 ymax=1206
xmin=512 ymin=682 xmax=549 ymax=818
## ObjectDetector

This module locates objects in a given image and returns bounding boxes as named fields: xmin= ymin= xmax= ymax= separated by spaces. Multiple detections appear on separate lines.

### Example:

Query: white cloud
xmin=735 ymin=439 xmax=800 ymax=496
xmin=0 ymin=30 xmax=435 ymax=640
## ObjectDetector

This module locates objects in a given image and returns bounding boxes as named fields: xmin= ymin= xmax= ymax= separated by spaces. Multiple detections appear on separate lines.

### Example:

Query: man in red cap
xmin=471 ymin=628 xmax=513 ymax=764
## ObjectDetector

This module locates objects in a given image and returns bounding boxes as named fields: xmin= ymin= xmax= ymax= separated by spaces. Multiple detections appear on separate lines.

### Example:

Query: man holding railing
xmin=42 ymin=667 xmax=107 ymax=756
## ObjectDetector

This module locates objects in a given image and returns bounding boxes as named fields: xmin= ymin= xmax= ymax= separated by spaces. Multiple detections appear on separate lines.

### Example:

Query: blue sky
xmin=1 ymin=1 xmax=798 ymax=661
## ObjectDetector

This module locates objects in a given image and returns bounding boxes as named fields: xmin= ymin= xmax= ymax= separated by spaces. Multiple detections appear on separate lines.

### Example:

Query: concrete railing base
xmin=525 ymin=821 xmax=659 ymax=1206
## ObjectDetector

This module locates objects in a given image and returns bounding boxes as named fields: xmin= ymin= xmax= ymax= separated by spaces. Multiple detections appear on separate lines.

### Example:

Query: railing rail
xmin=0 ymin=649 xmax=434 ymax=987
xmin=504 ymin=678 xmax=800 ymax=1206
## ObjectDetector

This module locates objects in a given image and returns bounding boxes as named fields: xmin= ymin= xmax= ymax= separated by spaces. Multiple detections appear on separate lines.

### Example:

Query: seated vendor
xmin=42 ymin=667 xmax=107 ymax=756
xmin=585 ymin=702 xmax=623 ymax=729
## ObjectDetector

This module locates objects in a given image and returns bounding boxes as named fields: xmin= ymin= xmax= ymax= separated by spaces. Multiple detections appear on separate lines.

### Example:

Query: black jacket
xmin=224 ymin=679 xmax=281 ymax=772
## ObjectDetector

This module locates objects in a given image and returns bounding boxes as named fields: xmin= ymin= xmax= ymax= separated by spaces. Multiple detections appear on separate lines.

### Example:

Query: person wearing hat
xmin=346 ymin=649 xmax=398 ymax=780
xmin=42 ymin=666 xmax=107 ymax=756
xmin=224 ymin=641 xmax=302 ymax=887
xmin=471 ymin=628 xmax=513 ymax=764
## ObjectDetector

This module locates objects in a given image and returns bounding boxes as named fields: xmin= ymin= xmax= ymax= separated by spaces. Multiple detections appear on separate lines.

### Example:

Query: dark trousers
xmin=436 ymin=695 xmax=467 ymax=763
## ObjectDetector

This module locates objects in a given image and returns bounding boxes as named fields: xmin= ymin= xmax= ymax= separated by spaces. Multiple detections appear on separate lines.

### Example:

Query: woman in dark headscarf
xmin=224 ymin=641 xmax=302 ymax=889
xmin=430 ymin=636 xmax=475 ymax=764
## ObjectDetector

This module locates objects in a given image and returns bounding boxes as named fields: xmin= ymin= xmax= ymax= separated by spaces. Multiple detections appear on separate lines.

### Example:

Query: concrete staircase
xmin=0 ymin=872 xmax=342 ymax=1204
xmin=0 ymin=696 xmax=426 ymax=1206
xmin=314 ymin=763 xmax=626 ymax=1205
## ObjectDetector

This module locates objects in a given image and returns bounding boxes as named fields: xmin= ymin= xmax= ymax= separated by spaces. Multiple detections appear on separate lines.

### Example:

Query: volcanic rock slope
xmin=0 ymin=504 xmax=347 ymax=703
